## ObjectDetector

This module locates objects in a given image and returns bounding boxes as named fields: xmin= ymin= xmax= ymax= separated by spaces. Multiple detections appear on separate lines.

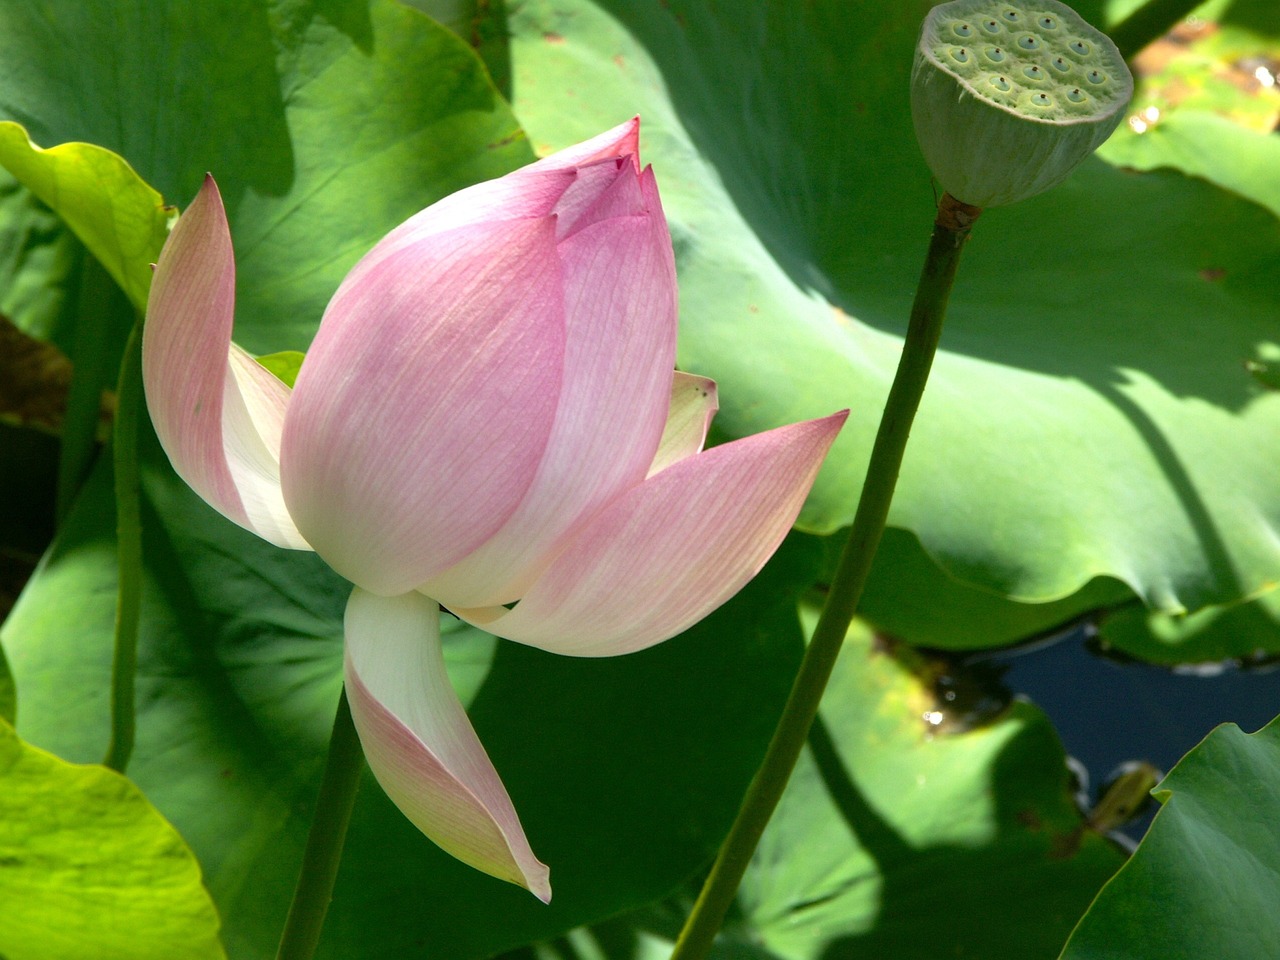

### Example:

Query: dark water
xmin=991 ymin=625 xmax=1277 ymax=837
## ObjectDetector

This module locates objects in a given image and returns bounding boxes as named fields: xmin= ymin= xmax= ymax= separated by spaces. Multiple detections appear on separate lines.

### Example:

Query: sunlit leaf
xmin=0 ymin=718 xmax=225 ymax=960
xmin=731 ymin=616 xmax=1124 ymax=959
xmin=254 ymin=350 xmax=305 ymax=389
xmin=0 ymin=123 xmax=171 ymax=311
xmin=508 ymin=0 xmax=1280 ymax=625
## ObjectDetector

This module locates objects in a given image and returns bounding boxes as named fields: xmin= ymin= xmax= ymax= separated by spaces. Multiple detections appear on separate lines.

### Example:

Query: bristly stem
xmin=276 ymin=687 xmax=365 ymax=960
xmin=103 ymin=320 xmax=144 ymax=773
xmin=669 ymin=193 xmax=982 ymax=960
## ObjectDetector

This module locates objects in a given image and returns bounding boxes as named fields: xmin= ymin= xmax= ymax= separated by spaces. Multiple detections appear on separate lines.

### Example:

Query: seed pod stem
xmin=671 ymin=192 xmax=981 ymax=960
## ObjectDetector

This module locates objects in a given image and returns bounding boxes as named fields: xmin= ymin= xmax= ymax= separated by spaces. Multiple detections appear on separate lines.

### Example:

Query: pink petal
xmin=342 ymin=119 xmax=642 ymax=292
xmin=646 ymin=372 xmax=719 ymax=478
xmin=142 ymin=176 xmax=309 ymax=550
xmin=455 ymin=412 xmax=848 ymax=656
xmin=526 ymin=117 xmax=640 ymax=173
xmin=344 ymin=589 xmax=550 ymax=901
xmin=281 ymin=217 xmax=566 ymax=596
xmin=421 ymin=170 xmax=677 ymax=608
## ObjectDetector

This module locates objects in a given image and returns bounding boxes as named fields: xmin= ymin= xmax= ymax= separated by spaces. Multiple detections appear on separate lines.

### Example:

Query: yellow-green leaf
xmin=0 ymin=719 xmax=225 ymax=960
xmin=0 ymin=122 xmax=172 ymax=311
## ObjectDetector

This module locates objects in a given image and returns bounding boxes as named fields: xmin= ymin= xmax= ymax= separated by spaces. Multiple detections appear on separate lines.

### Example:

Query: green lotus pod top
xmin=911 ymin=0 xmax=1133 ymax=207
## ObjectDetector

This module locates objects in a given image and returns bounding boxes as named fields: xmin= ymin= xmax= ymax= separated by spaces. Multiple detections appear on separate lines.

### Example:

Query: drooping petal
xmin=142 ymin=176 xmax=309 ymax=550
xmin=344 ymin=588 xmax=551 ymax=901
xmin=455 ymin=412 xmax=848 ymax=656
xmin=341 ymin=119 xmax=642 ymax=292
xmin=282 ymin=217 xmax=566 ymax=596
xmin=422 ymin=172 xmax=677 ymax=608
xmin=646 ymin=372 xmax=719 ymax=478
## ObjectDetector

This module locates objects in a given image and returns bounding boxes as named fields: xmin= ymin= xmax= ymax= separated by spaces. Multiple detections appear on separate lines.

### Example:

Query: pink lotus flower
xmin=142 ymin=119 xmax=846 ymax=902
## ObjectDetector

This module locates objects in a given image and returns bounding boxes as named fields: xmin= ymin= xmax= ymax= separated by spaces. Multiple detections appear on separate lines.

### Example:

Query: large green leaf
xmin=507 ymin=0 xmax=1280 ymax=620
xmin=2 ymin=428 xmax=821 ymax=959
xmin=1059 ymin=715 xmax=1280 ymax=960
xmin=0 ymin=0 xmax=534 ymax=356
xmin=0 ymin=718 xmax=225 ymax=960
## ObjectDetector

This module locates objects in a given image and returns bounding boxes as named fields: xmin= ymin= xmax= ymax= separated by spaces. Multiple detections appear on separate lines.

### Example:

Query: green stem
xmin=276 ymin=687 xmax=364 ymax=960
xmin=103 ymin=320 xmax=144 ymax=773
xmin=57 ymin=252 xmax=118 ymax=525
xmin=1108 ymin=0 xmax=1202 ymax=60
xmin=669 ymin=194 xmax=982 ymax=960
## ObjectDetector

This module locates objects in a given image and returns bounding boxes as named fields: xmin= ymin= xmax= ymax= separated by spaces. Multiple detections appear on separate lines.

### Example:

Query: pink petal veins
xmin=142 ymin=175 xmax=308 ymax=550
xmin=282 ymin=217 xmax=566 ymax=596
xmin=422 ymin=198 xmax=677 ymax=608
xmin=456 ymin=411 xmax=848 ymax=656
xmin=342 ymin=118 xmax=643 ymax=292
xmin=344 ymin=589 xmax=551 ymax=901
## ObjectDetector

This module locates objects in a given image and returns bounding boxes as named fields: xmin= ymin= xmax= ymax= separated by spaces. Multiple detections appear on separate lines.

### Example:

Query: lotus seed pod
xmin=911 ymin=0 xmax=1133 ymax=207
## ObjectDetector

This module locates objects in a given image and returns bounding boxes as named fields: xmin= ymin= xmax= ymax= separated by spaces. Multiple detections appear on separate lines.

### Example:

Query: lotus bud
xmin=911 ymin=0 xmax=1133 ymax=208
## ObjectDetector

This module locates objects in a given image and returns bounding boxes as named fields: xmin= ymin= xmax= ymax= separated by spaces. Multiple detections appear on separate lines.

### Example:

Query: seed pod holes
xmin=912 ymin=0 xmax=1134 ymax=206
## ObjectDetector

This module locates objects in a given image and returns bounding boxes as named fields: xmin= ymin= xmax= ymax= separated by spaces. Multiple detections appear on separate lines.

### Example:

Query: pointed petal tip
xmin=530 ymin=869 xmax=553 ymax=904
xmin=193 ymin=173 xmax=224 ymax=212
xmin=344 ymin=590 xmax=552 ymax=899
xmin=460 ymin=407 xmax=851 ymax=657
xmin=142 ymin=173 xmax=310 ymax=552
xmin=825 ymin=408 xmax=850 ymax=430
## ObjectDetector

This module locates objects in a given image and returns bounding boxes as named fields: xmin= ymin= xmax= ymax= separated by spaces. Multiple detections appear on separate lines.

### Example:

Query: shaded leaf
xmin=0 ymin=642 xmax=12 ymax=724
xmin=2 ymin=426 xmax=823 ymax=958
xmin=1059 ymin=715 xmax=1280 ymax=960
xmin=1098 ymin=584 xmax=1280 ymax=665
xmin=0 ymin=170 xmax=82 ymax=346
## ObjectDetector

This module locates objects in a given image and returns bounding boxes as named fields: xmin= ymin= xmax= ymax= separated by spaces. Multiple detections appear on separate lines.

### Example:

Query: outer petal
xmin=456 ymin=412 xmax=848 ymax=656
xmin=525 ymin=116 xmax=640 ymax=173
xmin=282 ymin=217 xmax=566 ymax=596
xmin=646 ymin=372 xmax=719 ymax=478
xmin=142 ymin=176 xmax=309 ymax=550
xmin=344 ymin=588 xmax=551 ymax=901
xmin=421 ymin=169 xmax=678 ymax=608
xmin=342 ymin=119 xmax=641 ymax=291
